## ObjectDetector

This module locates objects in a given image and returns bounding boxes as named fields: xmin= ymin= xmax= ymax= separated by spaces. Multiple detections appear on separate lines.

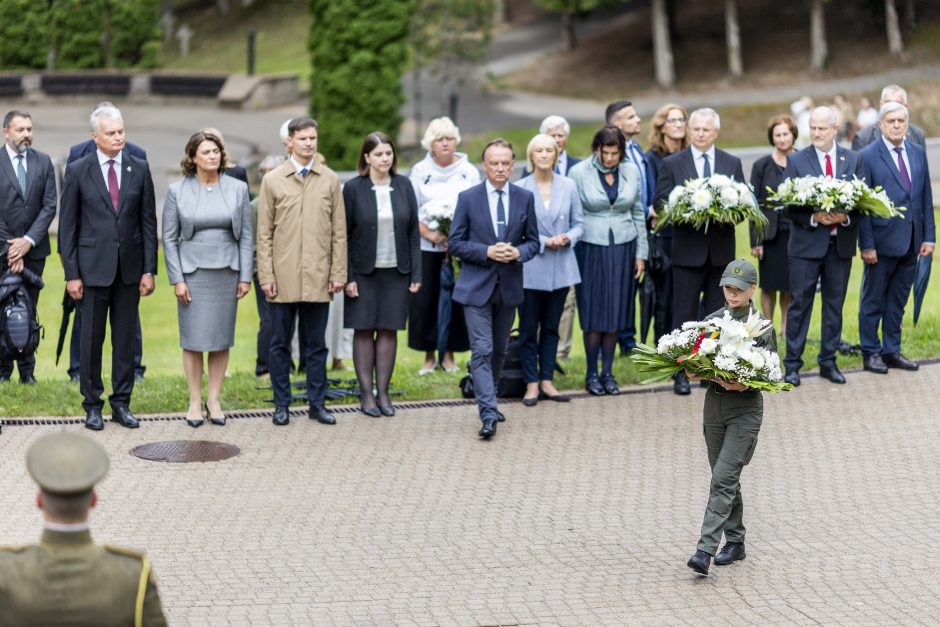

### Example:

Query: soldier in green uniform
xmin=686 ymin=259 xmax=777 ymax=576
xmin=0 ymin=432 xmax=168 ymax=626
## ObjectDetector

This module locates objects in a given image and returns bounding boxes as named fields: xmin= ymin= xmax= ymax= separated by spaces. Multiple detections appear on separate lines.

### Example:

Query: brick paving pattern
xmin=2 ymin=366 xmax=939 ymax=625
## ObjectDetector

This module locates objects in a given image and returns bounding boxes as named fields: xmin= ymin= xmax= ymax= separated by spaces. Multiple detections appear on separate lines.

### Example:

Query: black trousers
xmin=253 ymin=274 xmax=272 ymax=375
xmin=269 ymin=301 xmax=329 ymax=408
xmin=69 ymin=300 xmax=145 ymax=378
xmin=518 ymin=287 xmax=568 ymax=383
xmin=671 ymin=263 xmax=725 ymax=329
xmin=0 ymin=257 xmax=44 ymax=379
xmin=80 ymin=280 xmax=140 ymax=412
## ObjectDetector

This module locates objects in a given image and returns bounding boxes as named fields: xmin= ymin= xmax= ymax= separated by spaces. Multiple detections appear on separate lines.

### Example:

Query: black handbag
xmin=457 ymin=329 xmax=526 ymax=399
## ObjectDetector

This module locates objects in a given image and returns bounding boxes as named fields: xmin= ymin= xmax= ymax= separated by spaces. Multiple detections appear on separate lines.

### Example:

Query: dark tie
xmin=300 ymin=167 xmax=309 ymax=178
xmin=496 ymin=189 xmax=506 ymax=241
xmin=824 ymin=154 xmax=833 ymax=177
xmin=107 ymin=159 xmax=119 ymax=212
xmin=894 ymin=146 xmax=912 ymax=196
xmin=702 ymin=153 xmax=711 ymax=178
xmin=15 ymin=155 xmax=26 ymax=196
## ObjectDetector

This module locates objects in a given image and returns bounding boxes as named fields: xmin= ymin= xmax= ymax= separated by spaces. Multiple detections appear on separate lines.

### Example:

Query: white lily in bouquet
xmin=654 ymin=174 xmax=766 ymax=237
xmin=766 ymin=175 xmax=905 ymax=219
xmin=631 ymin=310 xmax=792 ymax=393
xmin=420 ymin=197 xmax=456 ymax=237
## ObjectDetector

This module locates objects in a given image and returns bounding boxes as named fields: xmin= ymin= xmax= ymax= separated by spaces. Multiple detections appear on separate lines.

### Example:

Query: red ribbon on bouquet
xmin=676 ymin=331 xmax=719 ymax=363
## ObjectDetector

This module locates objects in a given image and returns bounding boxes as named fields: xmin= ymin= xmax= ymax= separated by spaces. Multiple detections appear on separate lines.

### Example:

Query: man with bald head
xmin=852 ymin=84 xmax=926 ymax=150
xmin=782 ymin=106 xmax=868 ymax=387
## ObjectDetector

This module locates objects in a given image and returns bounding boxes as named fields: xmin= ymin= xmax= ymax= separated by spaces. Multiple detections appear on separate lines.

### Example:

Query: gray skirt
xmin=178 ymin=267 xmax=238 ymax=352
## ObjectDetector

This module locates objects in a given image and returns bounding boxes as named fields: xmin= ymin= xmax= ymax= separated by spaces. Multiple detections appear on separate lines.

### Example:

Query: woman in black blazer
xmin=343 ymin=132 xmax=422 ymax=417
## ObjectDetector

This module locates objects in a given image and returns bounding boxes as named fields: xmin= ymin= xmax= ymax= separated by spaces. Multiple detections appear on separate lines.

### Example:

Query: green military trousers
xmin=697 ymin=386 xmax=763 ymax=555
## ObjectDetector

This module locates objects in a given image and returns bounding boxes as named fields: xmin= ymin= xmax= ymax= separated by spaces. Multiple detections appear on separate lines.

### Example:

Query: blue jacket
xmin=515 ymin=174 xmax=584 ymax=291
xmin=448 ymin=181 xmax=540 ymax=307
xmin=859 ymin=139 xmax=935 ymax=256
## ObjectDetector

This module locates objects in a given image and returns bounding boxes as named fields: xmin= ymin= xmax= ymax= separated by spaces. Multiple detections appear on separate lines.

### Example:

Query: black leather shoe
xmin=585 ymin=376 xmax=605 ymax=396
xmin=713 ymin=542 xmax=746 ymax=565
xmin=882 ymin=352 xmax=919 ymax=371
xmin=310 ymin=406 xmax=336 ymax=425
xmin=84 ymin=408 xmax=104 ymax=431
xmin=863 ymin=354 xmax=888 ymax=374
xmin=521 ymin=396 xmax=538 ymax=407
xmin=601 ymin=376 xmax=620 ymax=396
xmin=673 ymin=371 xmax=691 ymax=395
xmin=784 ymin=370 xmax=801 ymax=386
xmin=186 ymin=417 xmax=205 ymax=428
xmin=20 ymin=375 xmax=37 ymax=385
xmin=478 ymin=417 xmax=496 ymax=439
xmin=273 ymin=406 xmax=290 ymax=426
xmin=538 ymin=391 xmax=570 ymax=402
xmin=819 ymin=365 xmax=846 ymax=384
xmin=134 ymin=371 xmax=146 ymax=382
xmin=379 ymin=404 xmax=396 ymax=417
xmin=112 ymin=407 xmax=140 ymax=428
xmin=360 ymin=405 xmax=381 ymax=417
xmin=496 ymin=410 xmax=506 ymax=422
xmin=687 ymin=549 xmax=712 ymax=575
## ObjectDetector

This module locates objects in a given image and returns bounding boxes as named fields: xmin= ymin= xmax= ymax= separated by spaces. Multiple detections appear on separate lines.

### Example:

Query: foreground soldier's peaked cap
xmin=26 ymin=432 xmax=110 ymax=495
xmin=719 ymin=258 xmax=758 ymax=290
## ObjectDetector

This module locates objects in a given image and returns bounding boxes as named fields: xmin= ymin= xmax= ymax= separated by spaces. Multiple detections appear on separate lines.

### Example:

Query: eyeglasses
xmin=665 ymin=117 xmax=687 ymax=126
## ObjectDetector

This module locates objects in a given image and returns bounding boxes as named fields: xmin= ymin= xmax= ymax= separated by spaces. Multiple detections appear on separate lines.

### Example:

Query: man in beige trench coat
xmin=257 ymin=116 xmax=347 ymax=426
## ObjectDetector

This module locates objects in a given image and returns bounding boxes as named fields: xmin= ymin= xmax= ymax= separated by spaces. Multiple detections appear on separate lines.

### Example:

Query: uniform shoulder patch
xmin=104 ymin=544 xmax=145 ymax=560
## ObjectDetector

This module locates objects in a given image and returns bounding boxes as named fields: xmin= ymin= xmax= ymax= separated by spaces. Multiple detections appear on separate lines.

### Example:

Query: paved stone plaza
xmin=3 ymin=366 xmax=940 ymax=625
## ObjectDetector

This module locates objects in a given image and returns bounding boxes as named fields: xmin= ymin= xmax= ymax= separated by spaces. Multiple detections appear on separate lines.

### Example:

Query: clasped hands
xmin=686 ymin=369 xmax=747 ymax=392
xmin=487 ymin=242 xmax=521 ymax=263
xmin=544 ymin=234 xmax=570 ymax=250
xmin=5 ymin=237 xmax=31 ymax=273
xmin=812 ymin=211 xmax=848 ymax=226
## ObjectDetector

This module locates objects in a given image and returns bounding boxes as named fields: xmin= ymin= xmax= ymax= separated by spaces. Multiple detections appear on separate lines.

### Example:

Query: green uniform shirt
xmin=0 ymin=529 xmax=167 ymax=627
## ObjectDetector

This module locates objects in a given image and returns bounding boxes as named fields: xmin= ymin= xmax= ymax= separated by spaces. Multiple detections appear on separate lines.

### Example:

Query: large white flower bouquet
xmin=631 ymin=310 xmax=792 ymax=393
xmin=654 ymin=174 xmax=765 ymax=236
xmin=420 ymin=197 xmax=456 ymax=236
xmin=766 ymin=175 xmax=904 ymax=219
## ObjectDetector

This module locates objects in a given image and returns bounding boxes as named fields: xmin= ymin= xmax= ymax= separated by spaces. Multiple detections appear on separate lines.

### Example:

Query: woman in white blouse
xmin=343 ymin=132 xmax=422 ymax=416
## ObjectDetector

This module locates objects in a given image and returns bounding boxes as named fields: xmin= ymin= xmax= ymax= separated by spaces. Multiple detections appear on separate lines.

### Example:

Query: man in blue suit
xmin=858 ymin=102 xmax=935 ymax=374
xmin=449 ymin=139 xmax=539 ymax=439
xmin=783 ymin=106 xmax=868 ymax=386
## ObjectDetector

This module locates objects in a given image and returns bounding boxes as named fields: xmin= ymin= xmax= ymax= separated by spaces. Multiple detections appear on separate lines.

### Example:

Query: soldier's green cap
xmin=719 ymin=258 xmax=758 ymax=290
xmin=26 ymin=432 xmax=109 ymax=495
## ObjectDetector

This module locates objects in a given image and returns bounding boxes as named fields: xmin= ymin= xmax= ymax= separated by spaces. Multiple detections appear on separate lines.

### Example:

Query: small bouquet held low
xmin=631 ymin=310 xmax=793 ymax=393
xmin=654 ymin=174 xmax=765 ymax=236
xmin=766 ymin=175 xmax=905 ymax=219
xmin=420 ymin=197 xmax=456 ymax=236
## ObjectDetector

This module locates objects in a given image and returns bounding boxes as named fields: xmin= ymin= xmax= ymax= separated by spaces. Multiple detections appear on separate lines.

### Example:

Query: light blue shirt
xmin=484 ymin=179 xmax=509 ymax=239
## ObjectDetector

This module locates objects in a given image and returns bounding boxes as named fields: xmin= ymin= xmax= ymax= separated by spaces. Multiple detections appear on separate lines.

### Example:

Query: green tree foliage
xmin=0 ymin=1 xmax=50 ymax=69
xmin=411 ymin=0 xmax=494 ymax=76
xmin=309 ymin=0 xmax=414 ymax=169
xmin=50 ymin=1 xmax=105 ymax=69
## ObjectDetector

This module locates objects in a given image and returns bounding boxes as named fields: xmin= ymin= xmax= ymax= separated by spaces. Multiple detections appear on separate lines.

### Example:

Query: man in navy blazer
xmin=58 ymin=105 xmax=158 ymax=430
xmin=449 ymin=139 xmax=539 ymax=439
xmin=783 ymin=106 xmax=868 ymax=386
xmin=858 ymin=102 xmax=935 ymax=374
xmin=0 ymin=110 xmax=57 ymax=384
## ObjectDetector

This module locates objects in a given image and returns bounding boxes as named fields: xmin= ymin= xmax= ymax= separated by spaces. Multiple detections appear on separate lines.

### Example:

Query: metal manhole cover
xmin=131 ymin=440 xmax=240 ymax=463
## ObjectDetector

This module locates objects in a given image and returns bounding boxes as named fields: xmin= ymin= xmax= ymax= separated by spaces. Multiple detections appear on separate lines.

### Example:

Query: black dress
xmin=749 ymin=154 xmax=790 ymax=292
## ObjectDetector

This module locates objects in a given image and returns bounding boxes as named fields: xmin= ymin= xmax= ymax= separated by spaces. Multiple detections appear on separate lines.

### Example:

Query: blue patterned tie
xmin=702 ymin=153 xmax=711 ymax=178
xmin=300 ymin=167 xmax=309 ymax=178
xmin=15 ymin=155 xmax=26 ymax=196
xmin=496 ymin=189 xmax=506 ymax=241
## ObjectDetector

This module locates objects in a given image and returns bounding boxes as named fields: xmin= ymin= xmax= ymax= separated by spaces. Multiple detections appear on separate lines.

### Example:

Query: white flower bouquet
xmin=654 ymin=174 xmax=765 ymax=236
xmin=420 ymin=197 xmax=456 ymax=236
xmin=766 ymin=175 xmax=904 ymax=219
xmin=631 ymin=310 xmax=792 ymax=393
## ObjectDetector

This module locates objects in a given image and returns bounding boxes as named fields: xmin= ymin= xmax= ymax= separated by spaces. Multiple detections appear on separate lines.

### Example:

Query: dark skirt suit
xmin=516 ymin=174 xmax=585 ymax=384
xmin=341 ymin=174 xmax=421 ymax=331
xmin=567 ymin=158 xmax=649 ymax=333
xmin=749 ymin=154 xmax=791 ymax=292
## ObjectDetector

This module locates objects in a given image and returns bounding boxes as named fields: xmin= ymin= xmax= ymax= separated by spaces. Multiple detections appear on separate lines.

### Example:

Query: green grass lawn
xmin=3 ymin=227 xmax=939 ymax=417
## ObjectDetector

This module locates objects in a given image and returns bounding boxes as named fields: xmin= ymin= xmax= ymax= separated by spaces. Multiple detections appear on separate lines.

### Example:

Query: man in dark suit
xmin=449 ymin=139 xmax=539 ymax=439
xmin=64 ymin=101 xmax=148 ymax=384
xmin=852 ymin=84 xmax=926 ymax=151
xmin=0 ymin=111 xmax=57 ymax=384
xmin=58 ymin=105 xmax=157 ymax=430
xmin=783 ymin=106 xmax=867 ymax=386
xmin=858 ymin=102 xmax=935 ymax=374
xmin=653 ymin=108 xmax=746 ymax=395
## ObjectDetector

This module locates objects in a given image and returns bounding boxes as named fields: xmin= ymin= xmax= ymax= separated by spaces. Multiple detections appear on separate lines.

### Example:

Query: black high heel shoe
xmin=205 ymin=402 xmax=227 ymax=426
xmin=360 ymin=405 xmax=381 ymax=417
xmin=186 ymin=405 xmax=205 ymax=428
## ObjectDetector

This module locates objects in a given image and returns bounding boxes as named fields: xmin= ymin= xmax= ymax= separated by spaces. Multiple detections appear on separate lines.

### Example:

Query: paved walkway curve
xmin=2 ymin=364 xmax=938 ymax=624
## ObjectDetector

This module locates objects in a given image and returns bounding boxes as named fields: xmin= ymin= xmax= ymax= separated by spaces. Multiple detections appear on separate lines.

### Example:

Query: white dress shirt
xmin=97 ymin=149 xmax=122 ymax=189
xmin=814 ymin=145 xmax=838 ymax=177
xmin=485 ymin=179 xmax=509 ymax=240
xmin=691 ymin=145 xmax=716 ymax=178
xmin=289 ymin=155 xmax=315 ymax=176
xmin=7 ymin=144 xmax=36 ymax=245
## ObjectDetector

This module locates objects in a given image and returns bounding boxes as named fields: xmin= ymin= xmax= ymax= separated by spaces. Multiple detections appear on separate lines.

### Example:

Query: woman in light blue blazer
xmin=516 ymin=134 xmax=584 ymax=406
xmin=163 ymin=131 xmax=253 ymax=427
xmin=567 ymin=125 xmax=648 ymax=396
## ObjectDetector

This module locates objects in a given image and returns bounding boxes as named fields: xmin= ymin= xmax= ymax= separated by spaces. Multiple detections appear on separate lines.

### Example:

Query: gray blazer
xmin=162 ymin=174 xmax=253 ymax=285
xmin=516 ymin=174 xmax=584 ymax=291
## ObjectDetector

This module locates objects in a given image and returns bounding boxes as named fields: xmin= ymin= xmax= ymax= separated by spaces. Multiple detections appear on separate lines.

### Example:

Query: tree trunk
xmin=561 ymin=10 xmax=576 ymax=51
xmin=809 ymin=0 xmax=827 ymax=73
xmin=724 ymin=0 xmax=743 ymax=79
xmin=885 ymin=0 xmax=904 ymax=56
xmin=652 ymin=0 xmax=675 ymax=88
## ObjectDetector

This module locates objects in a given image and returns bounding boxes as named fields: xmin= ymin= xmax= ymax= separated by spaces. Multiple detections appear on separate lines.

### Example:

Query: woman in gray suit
xmin=516 ymin=134 xmax=584 ymax=406
xmin=163 ymin=131 xmax=253 ymax=427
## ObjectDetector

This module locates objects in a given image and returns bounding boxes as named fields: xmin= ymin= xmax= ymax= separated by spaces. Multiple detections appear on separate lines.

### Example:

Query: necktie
xmin=300 ymin=167 xmax=309 ymax=178
xmin=107 ymin=159 xmax=119 ymax=212
xmin=702 ymin=153 xmax=711 ymax=178
xmin=824 ymin=155 xmax=835 ymax=234
xmin=894 ymin=146 xmax=912 ymax=196
xmin=496 ymin=189 xmax=506 ymax=241
xmin=15 ymin=155 xmax=26 ymax=197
